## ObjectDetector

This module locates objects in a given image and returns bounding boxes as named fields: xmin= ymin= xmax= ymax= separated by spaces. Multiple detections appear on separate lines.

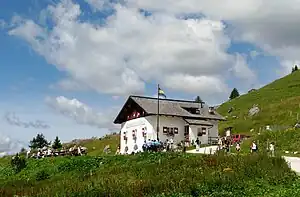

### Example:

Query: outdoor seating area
xmin=26 ymin=145 xmax=88 ymax=159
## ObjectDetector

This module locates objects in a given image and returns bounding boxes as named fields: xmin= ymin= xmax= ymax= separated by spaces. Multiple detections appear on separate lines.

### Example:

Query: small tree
xmin=292 ymin=65 xmax=298 ymax=73
xmin=29 ymin=133 xmax=50 ymax=149
xmin=20 ymin=148 xmax=26 ymax=153
xmin=52 ymin=136 xmax=62 ymax=150
xmin=11 ymin=154 xmax=26 ymax=173
xmin=195 ymin=96 xmax=203 ymax=103
xmin=229 ymin=88 xmax=240 ymax=100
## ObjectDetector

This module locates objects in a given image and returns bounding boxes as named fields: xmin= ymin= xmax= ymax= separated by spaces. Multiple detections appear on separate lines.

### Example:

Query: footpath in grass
xmin=1 ymin=153 xmax=300 ymax=197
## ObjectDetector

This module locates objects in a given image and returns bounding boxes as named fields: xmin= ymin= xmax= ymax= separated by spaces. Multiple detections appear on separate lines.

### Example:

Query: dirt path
xmin=186 ymin=146 xmax=218 ymax=154
xmin=283 ymin=156 xmax=300 ymax=173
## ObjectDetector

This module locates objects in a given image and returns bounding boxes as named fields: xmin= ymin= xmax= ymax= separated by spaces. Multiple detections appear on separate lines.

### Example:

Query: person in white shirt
xmin=251 ymin=141 xmax=257 ymax=153
xmin=37 ymin=151 xmax=40 ymax=159
xmin=46 ymin=149 xmax=51 ymax=157
xmin=77 ymin=146 xmax=82 ymax=156
xmin=26 ymin=149 xmax=31 ymax=158
xmin=169 ymin=138 xmax=174 ymax=150
xmin=236 ymin=143 xmax=241 ymax=152
xmin=218 ymin=138 xmax=223 ymax=151
xmin=269 ymin=142 xmax=275 ymax=157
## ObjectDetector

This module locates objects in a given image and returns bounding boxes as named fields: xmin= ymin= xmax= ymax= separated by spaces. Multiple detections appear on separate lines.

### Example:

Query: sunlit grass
xmin=1 ymin=153 xmax=300 ymax=196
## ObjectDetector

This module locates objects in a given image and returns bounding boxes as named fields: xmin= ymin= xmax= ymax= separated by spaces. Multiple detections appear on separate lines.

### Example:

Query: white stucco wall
xmin=208 ymin=120 xmax=219 ymax=138
xmin=120 ymin=115 xmax=186 ymax=154
xmin=146 ymin=115 xmax=186 ymax=145
xmin=189 ymin=121 xmax=219 ymax=145
xmin=120 ymin=117 xmax=156 ymax=154
xmin=189 ymin=126 xmax=209 ymax=144
xmin=119 ymin=115 xmax=220 ymax=154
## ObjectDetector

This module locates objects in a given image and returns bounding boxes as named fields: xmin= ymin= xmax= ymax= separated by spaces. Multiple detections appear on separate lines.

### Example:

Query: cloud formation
xmin=7 ymin=0 xmax=258 ymax=101
xmin=0 ymin=133 xmax=27 ymax=157
xmin=127 ymin=0 xmax=300 ymax=75
xmin=45 ymin=96 xmax=117 ymax=130
xmin=4 ymin=112 xmax=50 ymax=129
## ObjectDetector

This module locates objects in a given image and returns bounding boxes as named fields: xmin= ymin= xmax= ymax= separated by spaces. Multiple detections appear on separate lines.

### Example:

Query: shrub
xmin=11 ymin=154 xmax=26 ymax=173
xmin=35 ymin=170 xmax=50 ymax=181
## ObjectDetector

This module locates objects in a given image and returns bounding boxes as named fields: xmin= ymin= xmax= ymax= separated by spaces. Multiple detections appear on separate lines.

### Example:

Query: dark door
xmin=184 ymin=125 xmax=189 ymax=141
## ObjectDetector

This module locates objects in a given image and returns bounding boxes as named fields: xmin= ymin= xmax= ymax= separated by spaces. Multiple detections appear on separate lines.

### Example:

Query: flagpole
xmin=156 ymin=84 xmax=160 ymax=141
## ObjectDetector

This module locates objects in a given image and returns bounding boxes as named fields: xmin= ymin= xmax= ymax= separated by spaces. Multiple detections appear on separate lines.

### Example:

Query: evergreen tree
xmin=292 ymin=65 xmax=298 ymax=73
xmin=229 ymin=88 xmax=240 ymax=100
xmin=52 ymin=136 xmax=62 ymax=150
xmin=20 ymin=148 xmax=26 ymax=153
xmin=29 ymin=133 xmax=50 ymax=149
xmin=195 ymin=96 xmax=203 ymax=103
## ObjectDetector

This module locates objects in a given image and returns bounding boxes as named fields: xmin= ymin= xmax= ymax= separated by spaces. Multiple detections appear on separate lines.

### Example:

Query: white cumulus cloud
xmin=7 ymin=0 xmax=257 ymax=101
xmin=45 ymin=96 xmax=117 ymax=130
xmin=0 ymin=133 xmax=27 ymax=157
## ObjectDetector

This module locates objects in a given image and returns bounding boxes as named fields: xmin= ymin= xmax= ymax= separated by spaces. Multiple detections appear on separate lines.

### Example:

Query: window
xmin=202 ymin=127 xmax=207 ymax=135
xmin=163 ymin=127 xmax=169 ymax=134
xmin=163 ymin=127 xmax=178 ymax=136
xmin=174 ymin=127 xmax=178 ymax=134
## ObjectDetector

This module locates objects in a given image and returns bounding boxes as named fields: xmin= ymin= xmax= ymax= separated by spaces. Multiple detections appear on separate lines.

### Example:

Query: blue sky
xmin=0 ymin=0 xmax=296 ymax=154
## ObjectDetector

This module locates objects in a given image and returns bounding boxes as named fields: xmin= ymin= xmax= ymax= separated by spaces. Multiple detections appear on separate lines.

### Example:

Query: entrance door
xmin=184 ymin=125 xmax=189 ymax=143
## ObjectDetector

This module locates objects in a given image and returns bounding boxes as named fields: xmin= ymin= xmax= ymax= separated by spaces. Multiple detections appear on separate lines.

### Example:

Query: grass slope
xmin=218 ymin=71 xmax=300 ymax=134
xmin=217 ymin=71 xmax=300 ymax=153
xmin=1 ymin=153 xmax=300 ymax=197
xmin=64 ymin=134 xmax=120 ymax=156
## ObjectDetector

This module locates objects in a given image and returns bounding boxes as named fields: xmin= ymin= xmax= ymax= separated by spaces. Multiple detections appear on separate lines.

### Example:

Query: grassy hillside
xmin=217 ymin=71 xmax=300 ymax=134
xmin=1 ymin=153 xmax=300 ymax=197
xmin=64 ymin=134 xmax=120 ymax=156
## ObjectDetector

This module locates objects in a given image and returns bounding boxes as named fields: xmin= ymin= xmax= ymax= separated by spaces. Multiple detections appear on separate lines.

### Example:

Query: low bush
xmin=10 ymin=154 xmax=26 ymax=173
xmin=35 ymin=170 xmax=50 ymax=181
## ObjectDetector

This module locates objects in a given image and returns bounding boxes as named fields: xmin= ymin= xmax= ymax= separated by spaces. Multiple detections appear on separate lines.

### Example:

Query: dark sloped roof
xmin=184 ymin=119 xmax=213 ymax=126
xmin=130 ymin=96 xmax=225 ymax=120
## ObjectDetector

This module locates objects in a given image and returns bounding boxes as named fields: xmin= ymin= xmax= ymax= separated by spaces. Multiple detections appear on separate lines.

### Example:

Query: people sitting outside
xmin=103 ymin=145 xmax=111 ymax=154
xmin=142 ymin=141 xmax=147 ymax=152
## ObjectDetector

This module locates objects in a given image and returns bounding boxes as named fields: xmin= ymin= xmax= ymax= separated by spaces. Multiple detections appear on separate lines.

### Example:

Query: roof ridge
xmin=129 ymin=95 xmax=205 ymax=104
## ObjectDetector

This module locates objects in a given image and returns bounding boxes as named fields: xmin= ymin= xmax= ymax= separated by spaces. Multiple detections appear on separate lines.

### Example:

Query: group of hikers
xmin=26 ymin=145 xmax=88 ymax=159
xmin=217 ymin=136 xmax=275 ymax=156
xmin=102 ymin=134 xmax=277 ymax=156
